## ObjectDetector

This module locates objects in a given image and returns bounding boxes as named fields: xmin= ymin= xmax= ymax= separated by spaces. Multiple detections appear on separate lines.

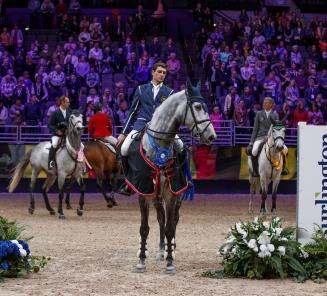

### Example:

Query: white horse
xmin=248 ymin=123 xmax=286 ymax=216
xmin=8 ymin=111 xmax=86 ymax=219
xmin=132 ymin=79 xmax=216 ymax=274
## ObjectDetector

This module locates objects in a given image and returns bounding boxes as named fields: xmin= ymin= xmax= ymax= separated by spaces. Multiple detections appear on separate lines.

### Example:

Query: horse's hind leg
xmin=29 ymin=167 xmax=40 ymax=215
xmin=153 ymin=197 xmax=165 ymax=261
xmin=164 ymin=192 xmax=177 ymax=274
xmin=108 ymin=173 xmax=118 ymax=206
xmin=96 ymin=173 xmax=113 ymax=208
xmin=57 ymin=174 xmax=66 ymax=219
xmin=76 ymin=177 xmax=85 ymax=216
xmin=271 ymin=175 xmax=281 ymax=217
xmin=42 ymin=173 xmax=56 ymax=215
xmin=135 ymin=196 xmax=150 ymax=273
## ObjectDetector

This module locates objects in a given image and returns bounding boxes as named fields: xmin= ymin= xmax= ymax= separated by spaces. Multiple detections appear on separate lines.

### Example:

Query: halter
xmin=183 ymin=88 xmax=212 ymax=138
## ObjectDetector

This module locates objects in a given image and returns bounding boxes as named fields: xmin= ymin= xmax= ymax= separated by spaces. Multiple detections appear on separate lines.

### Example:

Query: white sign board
xmin=297 ymin=122 xmax=327 ymax=243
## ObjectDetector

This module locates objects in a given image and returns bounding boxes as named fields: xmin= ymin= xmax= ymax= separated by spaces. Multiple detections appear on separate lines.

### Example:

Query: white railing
xmin=0 ymin=122 xmax=299 ymax=146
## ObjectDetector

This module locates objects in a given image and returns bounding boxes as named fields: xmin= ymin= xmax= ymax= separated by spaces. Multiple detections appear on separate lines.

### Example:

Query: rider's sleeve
xmin=250 ymin=112 xmax=259 ymax=144
xmin=48 ymin=111 xmax=57 ymax=134
xmin=122 ymin=86 xmax=141 ymax=135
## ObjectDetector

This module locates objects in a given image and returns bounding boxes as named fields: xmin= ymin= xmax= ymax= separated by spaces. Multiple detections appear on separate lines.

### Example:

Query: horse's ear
xmin=186 ymin=78 xmax=193 ymax=90
xmin=196 ymin=80 xmax=201 ymax=89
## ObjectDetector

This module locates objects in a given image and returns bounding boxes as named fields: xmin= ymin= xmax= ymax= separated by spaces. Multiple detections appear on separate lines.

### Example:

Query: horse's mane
xmin=71 ymin=109 xmax=81 ymax=117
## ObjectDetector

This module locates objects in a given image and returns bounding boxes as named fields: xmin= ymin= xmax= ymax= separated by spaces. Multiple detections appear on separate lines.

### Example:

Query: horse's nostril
xmin=208 ymin=135 xmax=214 ymax=142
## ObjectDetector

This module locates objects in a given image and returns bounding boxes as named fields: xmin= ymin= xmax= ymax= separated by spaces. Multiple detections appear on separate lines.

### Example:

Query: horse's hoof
xmin=28 ymin=208 xmax=34 ymax=215
xmin=165 ymin=265 xmax=176 ymax=274
xmin=66 ymin=205 xmax=73 ymax=210
xmin=134 ymin=263 xmax=146 ymax=273
xmin=112 ymin=200 xmax=118 ymax=206
xmin=156 ymin=251 xmax=165 ymax=261
xmin=58 ymin=214 xmax=66 ymax=219
xmin=271 ymin=209 xmax=277 ymax=217
xmin=49 ymin=210 xmax=56 ymax=215
xmin=76 ymin=209 xmax=83 ymax=216
xmin=107 ymin=202 xmax=113 ymax=208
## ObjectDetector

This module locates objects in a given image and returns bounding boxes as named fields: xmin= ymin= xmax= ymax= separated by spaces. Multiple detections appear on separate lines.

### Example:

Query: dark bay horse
xmin=65 ymin=140 xmax=121 ymax=210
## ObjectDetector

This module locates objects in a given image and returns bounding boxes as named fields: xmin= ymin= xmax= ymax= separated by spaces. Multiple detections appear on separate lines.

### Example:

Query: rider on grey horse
xmin=116 ymin=62 xmax=184 ymax=195
xmin=247 ymin=97 xmax=288 ymax=177
xmin=48 ymin=95 xmax=71 ymax=169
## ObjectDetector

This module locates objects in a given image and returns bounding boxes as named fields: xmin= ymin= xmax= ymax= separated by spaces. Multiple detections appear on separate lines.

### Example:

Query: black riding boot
xmin=119 ymin=156 xmax=133 ymax=196
xmin=251 ymin=156 xmax=259 ymax=177
xmin=48 ymin=146 xmax=56 ymax=170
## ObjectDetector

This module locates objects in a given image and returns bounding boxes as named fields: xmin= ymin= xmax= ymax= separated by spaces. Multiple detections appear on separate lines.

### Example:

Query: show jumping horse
xmin=64 ymin=140 xmax=120 ymax=209
xmin=8 ymin=111 xmax=86 ymax=219
xmin=126 ymin=80 xmax=216 ymax=273
xmin=248 ymin=122 xmax=286 ymax=216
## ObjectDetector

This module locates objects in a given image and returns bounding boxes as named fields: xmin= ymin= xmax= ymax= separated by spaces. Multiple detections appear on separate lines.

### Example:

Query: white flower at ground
xmin=258 ymin=231 xmax=271 ymax=245
xmin=258 ymin=249 xmax=271 ymax=258
xmin=267 ymin=244 xmax=275 ymax=252
xmin=222 ymin=243 xmax=233 ymax=255
xmin=278 ymin=246 xmax=286 ymax=256
xmin=280 ymin=237 xmax=288 ymax=241
xmin=274 ymin=228 xmax=283 ymax=237
xmin=254 ymin=216 xmax=259 ymax=223
xmin=300 ymin=248 xmax=309 ymax=258
xmin=236 ymin=222 xmax=248 ymax=239
xmin=226 ymin=235 xmax=236 ymax=244
xmin=247 ymin=239 xmax=257 ymax=249
xmin=253 ymin=246 xmax=259 ymax=252
xmin=263 ymin=221 xmax=270 ymax=229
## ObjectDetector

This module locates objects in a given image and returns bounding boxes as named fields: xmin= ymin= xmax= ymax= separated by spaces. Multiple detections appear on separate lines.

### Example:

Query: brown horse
xmin=65 ymin=140 xmax=120 ymax=211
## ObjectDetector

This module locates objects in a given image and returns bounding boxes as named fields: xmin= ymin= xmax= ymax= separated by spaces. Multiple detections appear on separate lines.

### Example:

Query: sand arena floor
xmin=0 ymin=193 xmax=326 ymax=296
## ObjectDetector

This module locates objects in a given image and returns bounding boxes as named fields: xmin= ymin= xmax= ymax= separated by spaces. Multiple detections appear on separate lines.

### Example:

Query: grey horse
xmin=8 ymin=111 xmax=86 ymax=219
xmin=134 ymin=80 xmax=216 ymax=274
xmin=248 ymin=123 xmax=286 ymax=216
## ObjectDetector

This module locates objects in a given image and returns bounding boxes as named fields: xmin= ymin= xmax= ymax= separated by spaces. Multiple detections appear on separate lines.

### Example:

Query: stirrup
xmin=48 ymin=160 xmax=55 ymax=170
xmin=119 ymin=184 xmax=133 ymax=196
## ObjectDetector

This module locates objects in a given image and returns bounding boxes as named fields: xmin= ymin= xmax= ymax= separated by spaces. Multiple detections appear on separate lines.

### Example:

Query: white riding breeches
xmin=252 ymin=139 xmax=288 ymax=156
xmin=120 ymin=130 xmax=184 ymax=156
xmin=101 ymin=136 xmax=118 ymax=146
xmin=252 ymin=139 xmax=265 ymax=156
xmin=51 ymin=135 xmax=62 ymax=149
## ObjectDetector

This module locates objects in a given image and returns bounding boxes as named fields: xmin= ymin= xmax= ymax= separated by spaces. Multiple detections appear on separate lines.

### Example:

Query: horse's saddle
xmin=97 ymin=140 xmax=116 ymax=155
xmin=125 ymin=137 xmax=189 ymax=197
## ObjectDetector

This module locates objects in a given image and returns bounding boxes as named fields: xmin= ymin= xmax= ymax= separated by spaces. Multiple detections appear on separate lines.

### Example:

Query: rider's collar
xmin=151 ymin=81 xmax=163 ymax=89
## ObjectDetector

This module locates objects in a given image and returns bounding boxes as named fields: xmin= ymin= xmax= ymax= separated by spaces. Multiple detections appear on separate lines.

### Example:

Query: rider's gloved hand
xmin=246 ymin=144 xmax=253 ymax=156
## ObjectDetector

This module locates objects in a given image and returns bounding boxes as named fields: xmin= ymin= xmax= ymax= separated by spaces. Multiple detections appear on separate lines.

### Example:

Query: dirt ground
xmin=0 ymin=193 xmax=326 ymax=296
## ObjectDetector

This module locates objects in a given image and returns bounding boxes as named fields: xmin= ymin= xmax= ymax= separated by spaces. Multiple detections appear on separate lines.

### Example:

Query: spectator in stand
xmin=1 ymin=74 xmax=16 ymax=107
xmin=166 ymin=52 xmax=181 ymax=90
xmin=69 ymin=0 xmax=81 ymax=16
xmin=47 ymin=64 xmax=66 ymax=100
xmin=252 ymin=30 xmax=266 ymax=47
xmin=85 ymin=67 xmax=100 ymax=91
xmin=263 ymin=71 xmax=277 ymax=101
xmin=76 ymin=55 xmax=90 ymax=84
xmin=318 ymin=69 xmax=327 ymax=99
xmin=240 ymin=60 xmax=254 ymax=82
xmin=290 ymin=45 xmax=302 ymax=66
xmin=66 ymin=74 xmax=80 ymax=109
xmin=162 ymin=37 xmax=177 ymax=60
xmin=46 ymin=96 xmax=60 ymax=121
xmin=13 ymin=77 xmax=30 ymax=105
xmin=293 ymin=100 xmax=308 ymax=127
xmin=234 ymin=99 xmax=248 ymax=129
xmin=84 ymin=100 xmax=94 ymax=124
xmin=116 ymin=100 xmax=128 ymax=126
xmin=89 ymin=42 xmax=103 ymax=63
xmin=224 ymin=86 xmax=240 ymax=120
xmin=0 ymin=27 xmax=10 ymax=49
xmin=279 ymin=102 xmax=293 ymax=128
xmin=304 ymin=78 xmax=319 ymax=107
xmin=78 ymin=27 xmax=91 ymax=44
xmin=9 ymin=98 xmax=24 ymax=126
xmin=23 ymin=94 xmax=42 ymax=127
xmin=123 ymin=58 xmax=136 ymax=88
xmin=86 ymin=88 xmax=100 ymax=105
xmin=135 ymin=58 xmax=150 ymax=85
xmin=10 ymin=25 xmax=23 ymax=49
xmin=308 ymin=102 xmax=324 ymax=125
xmin=241 ymin=85 xmax=254 ymax=109
xmin=210 ymin=105 xmax=223 ymax=130
xmin=64 ymin=36 xmax=77 ymax=52
xmin=115 ymin=47 xmax=126 ymax=73
xmin=0 ymin=99 xmax=8 ymax=126
xmin=285 ymin=79 xmax=300 ymax=108
xmin=40 ymin=0 xmax=55 ymax=29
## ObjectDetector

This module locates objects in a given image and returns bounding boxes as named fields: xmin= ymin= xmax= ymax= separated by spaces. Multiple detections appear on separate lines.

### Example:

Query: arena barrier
xmin=297 ymin=122 xmax=327 ymax=243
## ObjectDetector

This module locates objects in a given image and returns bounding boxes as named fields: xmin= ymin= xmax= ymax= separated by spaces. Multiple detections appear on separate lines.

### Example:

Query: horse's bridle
xmin=69 ymin=115 xmax=83 ymax=131
xmin=183 ymin=89 xmax=212 ymax=139
xmin=266 ymin=127 xmax=285 ymax=150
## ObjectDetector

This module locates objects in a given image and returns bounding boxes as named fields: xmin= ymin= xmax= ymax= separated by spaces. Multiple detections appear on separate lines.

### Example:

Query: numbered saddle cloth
xmin=125 ymin=138 xmax=189 ymax=197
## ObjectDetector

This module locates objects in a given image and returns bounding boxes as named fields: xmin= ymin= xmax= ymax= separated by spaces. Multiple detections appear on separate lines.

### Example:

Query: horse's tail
xmin=8 ymin=149 xmax=32 ymax=193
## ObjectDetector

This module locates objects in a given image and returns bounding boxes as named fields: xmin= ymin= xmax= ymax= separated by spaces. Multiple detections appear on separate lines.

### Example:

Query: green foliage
xmin=0 ymin=216 xmax=30 ymax=241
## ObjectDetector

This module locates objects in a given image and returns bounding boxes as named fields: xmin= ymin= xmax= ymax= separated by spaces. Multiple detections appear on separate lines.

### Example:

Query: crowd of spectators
xmin=0 ymin=0 xmax=183 ymax=132
xmin=194 ymin=3 xmax=327 ymax=129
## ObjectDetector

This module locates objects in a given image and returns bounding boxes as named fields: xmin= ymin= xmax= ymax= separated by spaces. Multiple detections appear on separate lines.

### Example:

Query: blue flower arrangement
xmin=0 ymin=216 xmax=48 ymax=280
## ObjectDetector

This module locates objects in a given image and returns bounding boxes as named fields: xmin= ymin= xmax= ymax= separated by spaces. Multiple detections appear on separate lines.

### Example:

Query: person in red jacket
xmin=293 ymin=100 xmax=309 ymax=128
xmin=88 ymin=103 xmax=117 ymax=145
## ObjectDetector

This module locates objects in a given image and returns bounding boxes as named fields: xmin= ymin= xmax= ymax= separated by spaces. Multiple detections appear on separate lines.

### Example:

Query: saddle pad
xmin=125 ymin=138 xmax=189 ymax=197
xmin=98 ymin=140 xmax=116 ymax=154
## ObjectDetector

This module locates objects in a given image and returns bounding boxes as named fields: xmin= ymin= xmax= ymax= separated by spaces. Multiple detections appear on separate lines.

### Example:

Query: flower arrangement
xmin=0 ymin=216 xmax=48 ymax=281
xmin=218 ymin=216 xmax=306 ymax=279
xmin=202 ymin=217 xmax=327 ymax=282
